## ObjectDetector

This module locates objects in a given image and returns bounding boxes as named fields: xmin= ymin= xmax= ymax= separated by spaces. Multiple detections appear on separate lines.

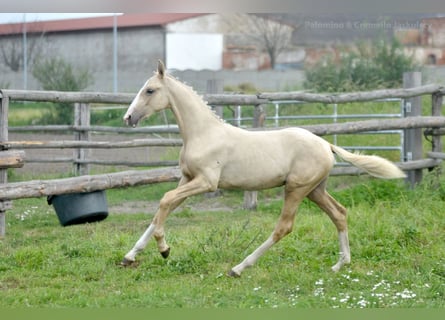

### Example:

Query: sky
xmin=0 ymin=0 xmax=443 ymax=17
xmin=0 ymin=13 xmax=117 ymax=24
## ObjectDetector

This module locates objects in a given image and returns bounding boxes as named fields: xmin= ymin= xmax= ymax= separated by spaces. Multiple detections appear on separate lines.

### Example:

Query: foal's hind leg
xmin=308 ymin=181 xmax=350 ymax=272
xmin=229 ymin=186 xmax=308 ymax=277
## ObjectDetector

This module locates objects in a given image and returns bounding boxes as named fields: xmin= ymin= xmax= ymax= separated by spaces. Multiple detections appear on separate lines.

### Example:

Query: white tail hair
xmin=330 ymin=144 xmax=406 ymax=179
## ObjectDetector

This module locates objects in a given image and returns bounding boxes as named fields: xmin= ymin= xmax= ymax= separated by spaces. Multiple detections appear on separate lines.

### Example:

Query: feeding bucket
xmin=47 ymin=190 xmax=108 ymax=226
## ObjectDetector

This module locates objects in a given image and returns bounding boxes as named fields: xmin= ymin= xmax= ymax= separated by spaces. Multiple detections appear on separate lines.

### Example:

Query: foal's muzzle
xmin=123 ymin=114 xmax=138 ymax=128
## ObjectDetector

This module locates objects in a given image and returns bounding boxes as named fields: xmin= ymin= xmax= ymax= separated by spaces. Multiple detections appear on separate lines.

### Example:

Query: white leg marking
xmin=124 ymin=223 xmax=156 ymax=262
xmin=332 ymin=230 xmax=351 ymax=272
xmin=230 ymin=236 xmax=275 ymax=276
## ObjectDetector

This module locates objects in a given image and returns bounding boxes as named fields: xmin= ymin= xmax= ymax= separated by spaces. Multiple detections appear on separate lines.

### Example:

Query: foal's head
xmin=123 ymin=60 xmax=169 ymax=127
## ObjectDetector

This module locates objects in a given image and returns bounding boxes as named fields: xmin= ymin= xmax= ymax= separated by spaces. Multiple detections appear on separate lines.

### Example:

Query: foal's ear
xmin=157 ymin=60 xmax=165 ymax=78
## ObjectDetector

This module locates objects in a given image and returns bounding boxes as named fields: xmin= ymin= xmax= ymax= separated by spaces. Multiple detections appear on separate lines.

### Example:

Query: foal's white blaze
xmin=123 ymin=79 xmax=153 ymax=127
xmin=123 ymin=98 xmax=141 ymax=127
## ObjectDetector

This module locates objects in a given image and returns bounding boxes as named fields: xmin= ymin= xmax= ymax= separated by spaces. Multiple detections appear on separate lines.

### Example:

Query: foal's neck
xmin=167 ymin=77 xmax=226 ymax=142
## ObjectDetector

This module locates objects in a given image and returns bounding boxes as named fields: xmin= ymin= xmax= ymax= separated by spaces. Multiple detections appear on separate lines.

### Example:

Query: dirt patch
xmin=109 ymin=196 xmax=237 ymax=215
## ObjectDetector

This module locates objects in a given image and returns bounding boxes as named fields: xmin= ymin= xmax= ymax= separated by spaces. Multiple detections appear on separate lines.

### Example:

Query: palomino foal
xmin=122 ymin=61 xmax=406 ymax=276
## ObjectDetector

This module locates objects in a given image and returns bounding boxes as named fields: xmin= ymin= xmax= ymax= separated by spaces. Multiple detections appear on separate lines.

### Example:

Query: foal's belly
xmin=217 ymin=168 xmax=288 ymax=190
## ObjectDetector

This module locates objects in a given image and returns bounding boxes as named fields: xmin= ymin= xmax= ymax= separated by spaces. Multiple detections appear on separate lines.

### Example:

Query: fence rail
xmin=3 ymin=116 xmax=445 ymax=148
xmin=2 ymin=83 xmax=444 ymax=105
xmin=258 ymin=84 xmax=445 ymax=102
xmin=1 ymin=82 xmax=445 ymax=177
xmin=0 ymin=167 xmax=183 ymax=201
xmin=1 ymin=75 xmax=444 ymax=238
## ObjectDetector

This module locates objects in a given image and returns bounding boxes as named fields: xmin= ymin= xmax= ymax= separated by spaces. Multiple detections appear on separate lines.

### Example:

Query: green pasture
xmin=0 ymin=173 xmax=444 ymax=308
xmin=3 ymin=95 xmax=444 ymax=308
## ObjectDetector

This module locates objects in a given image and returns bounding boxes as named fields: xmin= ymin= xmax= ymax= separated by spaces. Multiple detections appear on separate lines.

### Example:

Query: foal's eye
xmin=146 ymin=89 xmax=155 ymax=95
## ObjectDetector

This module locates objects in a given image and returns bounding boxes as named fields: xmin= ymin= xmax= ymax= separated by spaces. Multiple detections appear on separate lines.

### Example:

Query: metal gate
xmin=227 ymin=98 xmax=405 ymax=163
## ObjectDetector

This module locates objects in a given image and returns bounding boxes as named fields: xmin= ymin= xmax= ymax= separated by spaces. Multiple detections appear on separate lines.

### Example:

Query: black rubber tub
xmin=47 ymin=190 xmax=108 ymax=226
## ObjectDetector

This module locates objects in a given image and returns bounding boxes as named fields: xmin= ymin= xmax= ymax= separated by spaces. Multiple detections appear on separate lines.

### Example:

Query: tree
xmin=224 ymin=14 xmax=296 ymax=69
xmin=0 ymin=22 xmax=45 ymax=72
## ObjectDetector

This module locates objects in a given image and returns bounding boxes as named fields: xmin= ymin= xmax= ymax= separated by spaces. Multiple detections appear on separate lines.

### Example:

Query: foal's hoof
xmin=160 ymin=247 xmax=170 ymax=259
xmin=227 ymin=269 xmax=241 ymax=278
xmin=120 ymin=258 xmax=138 ymax=268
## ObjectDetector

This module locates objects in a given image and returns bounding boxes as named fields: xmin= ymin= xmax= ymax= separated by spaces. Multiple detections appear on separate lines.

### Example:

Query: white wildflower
xmin=313 ymin=287 xmax=324 ymax=297
xmin=395 ymin=289 xmax=417 ymax=299
xmin=357 ymin=299 xmax=368 ymax=308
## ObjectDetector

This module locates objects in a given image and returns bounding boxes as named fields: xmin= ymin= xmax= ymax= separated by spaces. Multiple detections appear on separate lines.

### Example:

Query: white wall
xmin=166 ymin=33 xmax=223 ymax=70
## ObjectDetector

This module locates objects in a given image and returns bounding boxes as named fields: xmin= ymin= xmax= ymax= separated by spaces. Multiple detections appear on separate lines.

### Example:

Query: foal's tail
xmin=330 ymin=144 xmax=406 ymax=179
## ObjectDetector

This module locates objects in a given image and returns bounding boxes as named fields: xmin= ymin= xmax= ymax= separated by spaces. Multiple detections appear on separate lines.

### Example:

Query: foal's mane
xmin=165 ymin=73 xmax=225 ymax=124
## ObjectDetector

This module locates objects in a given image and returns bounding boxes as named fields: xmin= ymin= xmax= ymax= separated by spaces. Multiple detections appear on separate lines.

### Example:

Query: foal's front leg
xmin=121 ymin=177 xmax=188 ymax=265
xmin=120 ymin=198 xmax=185 ymax=265
xmin=121 ymin=175 xmax=215 ymax=266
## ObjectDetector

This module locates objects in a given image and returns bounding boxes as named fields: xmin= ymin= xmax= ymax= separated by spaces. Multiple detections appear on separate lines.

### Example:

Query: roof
xmin=0 ymin=13 xmax=207 ymax=35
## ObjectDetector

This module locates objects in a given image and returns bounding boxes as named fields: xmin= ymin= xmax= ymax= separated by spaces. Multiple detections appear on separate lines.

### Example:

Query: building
xmin=3 ymin=13 xmax=442 ymax=93
xmin=395 ymin=16 xmax=445 ymax=65
xmin=0 ymin=13 xmax=302 ymax=92
xmin=264 ymin=13 xmax=445 ymax=66
xmin=0 ymin=13 xmax=206 ymax=91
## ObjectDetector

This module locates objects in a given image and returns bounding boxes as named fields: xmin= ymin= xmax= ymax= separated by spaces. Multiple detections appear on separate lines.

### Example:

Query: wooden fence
xmin=0 ymin=74 xmax=444 ymax=237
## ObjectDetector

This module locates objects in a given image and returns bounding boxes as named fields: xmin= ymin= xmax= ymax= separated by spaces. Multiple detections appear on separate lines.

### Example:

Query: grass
xmin=1 ymin=173 xmax=444 ymax=308
xmin=4 ymin=93 xmax=444 ymax=309
xmin=7 ymin=102 xmax=52 ymax=126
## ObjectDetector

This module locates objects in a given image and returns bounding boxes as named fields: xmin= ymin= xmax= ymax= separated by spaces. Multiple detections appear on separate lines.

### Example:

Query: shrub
xmin=304 ymin=38 xmax=418 ymax=92
xmin=32 ymin=57 xmax=93 ymax=124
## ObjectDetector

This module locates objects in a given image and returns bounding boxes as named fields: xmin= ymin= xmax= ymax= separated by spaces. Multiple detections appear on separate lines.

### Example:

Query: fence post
xmin=207 ymin=79 xmax=224 ymax=118
xmin=430 ymin=92 xmax=443 ymax=181
xmin=431 ymin=92 xmax=443 ymax=154
xmin=403 ymin=72 xmax=423 ymax=188
xmin=74 ymin=102 xmax=91 ymax=176
xmin=0 ymin=94 xmax=10 ymax=238
xmin=243 ymin=104 xmax=266 ymax=210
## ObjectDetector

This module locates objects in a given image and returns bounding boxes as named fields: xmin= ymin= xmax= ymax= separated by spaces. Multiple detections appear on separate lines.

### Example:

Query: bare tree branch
xmin=0 ymin=22 xmax=46 ymax=72
xmin=223 ymin=14 xmax=296 ymax=69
